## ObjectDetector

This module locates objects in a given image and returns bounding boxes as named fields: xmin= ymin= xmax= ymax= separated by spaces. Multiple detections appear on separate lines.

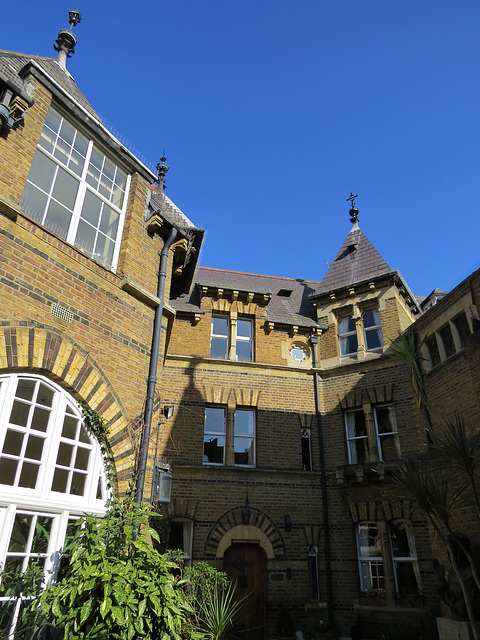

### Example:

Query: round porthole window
xmin=289 ymin=344 xmax=308 ymax=363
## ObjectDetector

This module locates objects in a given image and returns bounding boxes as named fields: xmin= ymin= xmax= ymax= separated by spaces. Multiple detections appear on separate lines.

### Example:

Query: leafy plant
xmin=196 ymin=580 xmax=245 ymax=640
xmin=37 ymin=500 xmax=195 ymax=640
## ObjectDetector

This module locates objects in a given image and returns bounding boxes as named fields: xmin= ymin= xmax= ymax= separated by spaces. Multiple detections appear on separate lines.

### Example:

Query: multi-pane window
xmin=236 ymin=320 xmax=253 ymax=362
xmin=345 ymin=406 xmax=400 ymax=464
xmin=356 ymin=522 xmax=420 ymax=596
xmin=338 ymin=310 xmax=383 ymax=357
xmin=363 ymin=310 xmax=383 ymax=352
xmin=203 ymin=407 xmax=226 ymax=465
xmin=210 ymin=316 xmax=253 ymax=362
xmin=424 ymin=312 xmax=473 ymax=369
xmin=234 ymin=409 xmax=255 ymax=466
xmin=20 ymin=107 xmax=130 ymax=270
xmin=374 ymin=406 xmax=400 ymax=462
xmin=345 ymin=410 xmax=368 ymax=464
xmin=0 ymin=374 xmax=107 ymax=638
xmin=203 ymin=407 xmax=255 ymax=467
xmin=357 ymin=522 xmax=385 ymax=592
xmin=168 ymin=519 xmax=193 ymax=565
xmin=339 ymin=316 xmax=358 ymax=357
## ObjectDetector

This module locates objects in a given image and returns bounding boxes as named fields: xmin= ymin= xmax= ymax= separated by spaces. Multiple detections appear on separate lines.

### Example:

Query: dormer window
xmin=20 ymin=107 xmax=130 ymax=271
xmin=278 ymin=289 xmax=293 ymax=297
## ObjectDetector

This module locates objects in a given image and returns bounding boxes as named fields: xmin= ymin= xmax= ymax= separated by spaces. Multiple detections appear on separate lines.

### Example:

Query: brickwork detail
xmin=204 ymin=505 xmax=286 ymax=559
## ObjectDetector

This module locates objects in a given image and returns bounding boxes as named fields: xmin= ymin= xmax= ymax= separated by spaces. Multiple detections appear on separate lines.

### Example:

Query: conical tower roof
xmin=311 ymin=225 xmax=394 ymax=297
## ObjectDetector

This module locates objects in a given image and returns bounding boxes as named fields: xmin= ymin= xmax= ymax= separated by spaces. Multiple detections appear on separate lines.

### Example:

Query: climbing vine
xmin=82 ymin=406 xmax=117 ymax=494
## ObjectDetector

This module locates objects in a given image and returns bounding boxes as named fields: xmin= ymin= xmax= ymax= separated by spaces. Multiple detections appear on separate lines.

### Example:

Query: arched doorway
xmin=224 ymin=542 xmax=266 ymax=640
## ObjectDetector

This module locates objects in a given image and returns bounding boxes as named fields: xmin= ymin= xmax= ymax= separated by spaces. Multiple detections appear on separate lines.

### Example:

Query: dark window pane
xmin=212 ymin=317 xmax=228 ymax=336
xmin=15 ymin=380 xmax=36 ymax=402
xmin=74 ymin=447 xmax=90 ymax=471
xmin=62 ymin=415 xmax=78 ymax=440
xmin=25 ymin=436 xmax=44 ymax=461
xmin=0 ymin=458 xmax=17 ymax=485
xmin=56 ymin=443 xmax=73 ymax=466
xmin=3 ymin=430 xmax=24 ymax=456
xmin=237 ymin=319 xmax=252 ymax=338
xmin=78 ymin=424 xmax=90 ymax=444
xmin=453 ymin=313 xmax=470 ymax=347
xmin=31 ymin=407 xmax=50 ymax=432
xmin=395 ymin=562 xmax=418 ymax=595
xmin=234 ymin=437 xmax=254 ymax=465
xmin=31 ymin=516 xmax=53 ymax=553
xmin=301 ymin=432 xmax=312 ymax=471
xmin=205 ymin=408 xmax=225 ymax=433
xmin=19 ymin=462 xmax=39 ymax=488
xmin=203 ymin=437 xmax=224 ymax=464
xmin=70 ymin=472 xmax=86 ymax=496
xmin=8 ymin=514 xmax=32 ymax=552
xmin=365 ymin=328 xmax=383 ymax=350
xmin=51 ymin=468 xmax=68 ymax=493
xmin=37 ymin=384 xmax=54 ymax=407
xmin=439 ymin=325 xmax=456 ymax=358
xmin=169 ymin=522 xmax=185 ymax=551
xmin=10 ymin=401 xmax=30 ymax=427
xmin=426 ymin=335 xmax=441 ymax=367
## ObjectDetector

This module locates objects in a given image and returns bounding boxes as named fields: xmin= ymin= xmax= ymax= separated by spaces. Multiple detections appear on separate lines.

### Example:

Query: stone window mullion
xmin=225 ymin=405 xmax=235 ymax=465
xmin=377 ymin=521 xmax=396 ymax=606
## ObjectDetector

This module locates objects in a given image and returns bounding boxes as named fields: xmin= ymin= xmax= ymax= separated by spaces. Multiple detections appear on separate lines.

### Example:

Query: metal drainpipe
xmin=310 ymin=334 xmax=333 ymax=623
xmin=135 ymin=226 xmax=178 ymax=505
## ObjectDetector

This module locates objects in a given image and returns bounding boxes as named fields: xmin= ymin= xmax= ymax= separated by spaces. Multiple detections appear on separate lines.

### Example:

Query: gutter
xmin=309 ymin=334 xmax=333 ymax=624
xmin=135 ymin=225 xmax=178 ymax=505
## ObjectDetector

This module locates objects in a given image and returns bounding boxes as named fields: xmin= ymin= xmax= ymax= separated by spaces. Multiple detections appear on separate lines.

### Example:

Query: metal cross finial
xmin=347 ymin=192 xmax=359 ymax=224
xmin=346 ymin=192 xmax=358 ymax=209
xmin=68 ymin=9 xmax=82 ymax=30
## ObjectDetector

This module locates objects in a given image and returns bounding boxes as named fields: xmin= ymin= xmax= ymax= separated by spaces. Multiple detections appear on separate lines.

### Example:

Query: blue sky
xmin=2 ymin=1 xmax=479 ymax=296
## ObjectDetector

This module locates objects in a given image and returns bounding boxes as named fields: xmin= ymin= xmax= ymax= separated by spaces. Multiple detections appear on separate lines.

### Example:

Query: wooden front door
xmin=224 ymin=543 xmax=266 ymax=640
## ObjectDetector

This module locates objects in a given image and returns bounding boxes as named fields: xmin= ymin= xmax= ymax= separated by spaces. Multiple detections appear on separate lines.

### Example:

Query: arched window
xmin=0 ymin=374 xmax=108 ymax=637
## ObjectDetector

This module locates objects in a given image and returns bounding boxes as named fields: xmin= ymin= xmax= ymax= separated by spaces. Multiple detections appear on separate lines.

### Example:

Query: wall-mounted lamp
xmin=284 ymin=514 xmax=292 ymax=532
xmin=163 ymin=405 xmax=174 ymax=419
xmin=151 ymin=463 xmax=172 ymax=504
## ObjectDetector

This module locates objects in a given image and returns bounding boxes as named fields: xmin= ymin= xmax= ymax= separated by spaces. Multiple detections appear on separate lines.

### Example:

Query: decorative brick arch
xmin=0 ymin=325 xmax=134 ymax=489
xmin=204 ymin=505 xmax=286 ymax=560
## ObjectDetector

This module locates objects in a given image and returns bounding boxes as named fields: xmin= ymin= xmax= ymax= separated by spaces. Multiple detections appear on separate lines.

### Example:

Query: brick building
xmin=1 ymin=16 xmax=479 ymax=640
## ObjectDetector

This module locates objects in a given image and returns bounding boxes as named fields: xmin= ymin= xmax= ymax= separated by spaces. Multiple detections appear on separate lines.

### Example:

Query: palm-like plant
xmin=196 ymin=580 xmax=246 ymax=640
xmin=388 ymin=332 xmax=433 ymax=443
xmin=392 ymin=459 xmax=479 ymax=640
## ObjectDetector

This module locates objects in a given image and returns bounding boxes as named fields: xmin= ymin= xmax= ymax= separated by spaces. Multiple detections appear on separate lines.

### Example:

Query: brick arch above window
xmin=204 ymin=504 xmax=285 ymax=560
xmin=0 ymin=325 xmax=132 ymax=490
xmin=338 ymin=383 xmax=395 ymax=410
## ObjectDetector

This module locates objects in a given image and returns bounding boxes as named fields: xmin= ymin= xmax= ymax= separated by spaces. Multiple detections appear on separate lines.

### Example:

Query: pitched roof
xmin=0 ymin=50 xmax=98 ymax=118
xmin=172 ymin=267 xmax=324 ymax=328
xmin=311 ymin=225 xmax=394 ymax=297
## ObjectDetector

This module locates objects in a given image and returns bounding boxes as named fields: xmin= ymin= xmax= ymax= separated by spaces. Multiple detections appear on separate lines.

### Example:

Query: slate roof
xmin=0 ymin=50 xmax=98 ymax=118
xmin=311 ymin=225 xmax=394 ymax=297
xmin=172 ymin=267 xmax=324 ymax=328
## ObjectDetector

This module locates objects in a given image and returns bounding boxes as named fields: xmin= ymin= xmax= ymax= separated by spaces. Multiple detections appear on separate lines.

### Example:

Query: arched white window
xmin=0 ymin=374 xmax=108 ymax=637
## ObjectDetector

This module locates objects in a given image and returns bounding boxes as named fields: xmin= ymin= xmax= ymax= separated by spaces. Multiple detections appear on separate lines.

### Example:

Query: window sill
xmin=336 ymin=460 xmax=402 ymax=484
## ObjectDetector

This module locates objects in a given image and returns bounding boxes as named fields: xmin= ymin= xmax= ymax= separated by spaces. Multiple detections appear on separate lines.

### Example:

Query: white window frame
xmin=356 ymin=522 xmax=385 ymax=592
xmin=345 ymin=410 xmax=368 ymax=464
xmin=20 ymin=107 xmax=130 ymax=272
xmin=203 ymin=407 xmax=226 ymax=466
xmin=338 ymin=316 xmax=358 ymax=357
xmin=363 ymin=309 xmax=383 ymax=352
xmin=203 ymin=407 xmax=256 ymax=467
xmin=0 ymin=374 xmax=108 ymax=639
xmin=374 ymin=406 xmax=401 ymax=462
xmin=210 ymin=316 xmax=254 ymax=362
xmin=168 ymin=518 xmax=193 ymax=565
xmin=233 ymin=408 xmax=255 ymax=467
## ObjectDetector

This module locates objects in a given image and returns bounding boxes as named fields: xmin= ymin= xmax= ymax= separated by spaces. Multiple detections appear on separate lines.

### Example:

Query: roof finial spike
xmin=54 ymin=9 xmax=82 ymax=71
xmin=156 ymin=151 xmax=169 ymax=192
xmin=346 ymin=192 xmax=359 ymax=227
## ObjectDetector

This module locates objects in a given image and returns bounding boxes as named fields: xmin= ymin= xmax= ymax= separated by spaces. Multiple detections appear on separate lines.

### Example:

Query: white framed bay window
xmin=20 ymin=107 xmax=130 ymax=271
